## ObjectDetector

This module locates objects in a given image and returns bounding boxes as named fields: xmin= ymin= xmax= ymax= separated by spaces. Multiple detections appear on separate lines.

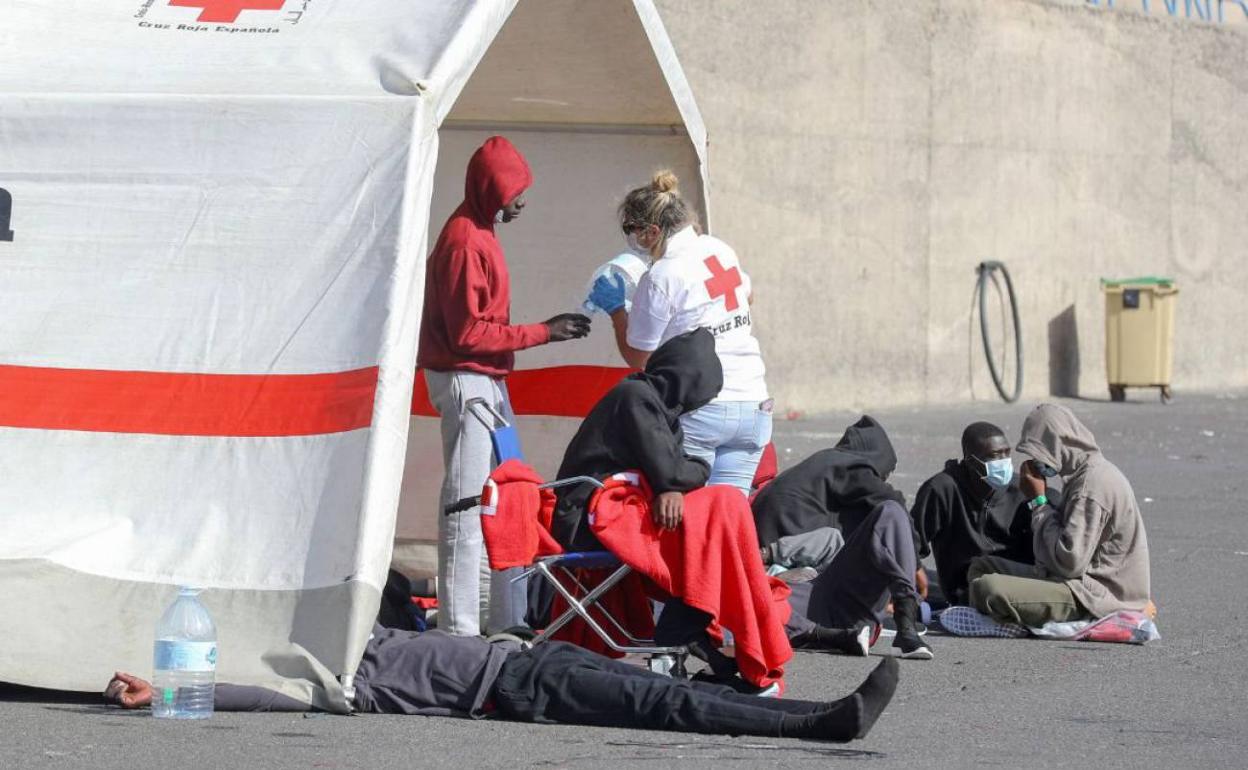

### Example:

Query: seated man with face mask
xmin=909 ymin=422 xmax=1034 ymax=608
xmin=967 ymin=404 xmax=1151 ymax=627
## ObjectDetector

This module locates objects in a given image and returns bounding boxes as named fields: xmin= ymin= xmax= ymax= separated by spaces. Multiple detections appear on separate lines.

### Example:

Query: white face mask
xmin=494 ymin=209 xmax=505 ymax=224
xmin=625 ymin=232 xmax=649 ymax=259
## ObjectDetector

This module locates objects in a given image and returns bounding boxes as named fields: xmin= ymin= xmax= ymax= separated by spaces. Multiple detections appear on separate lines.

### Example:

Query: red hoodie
xmin=417 ymin=136 xmax=550 ymax=376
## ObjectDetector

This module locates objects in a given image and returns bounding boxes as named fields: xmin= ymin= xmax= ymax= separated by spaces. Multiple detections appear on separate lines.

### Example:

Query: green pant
xmin=967 ymin=556 xmax=1085 ymax=627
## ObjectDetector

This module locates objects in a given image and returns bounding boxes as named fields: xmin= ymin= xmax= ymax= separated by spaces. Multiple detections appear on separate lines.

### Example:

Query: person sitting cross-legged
xmin=910 ymin=421 xmax=1035 ymax=609
xmin=103 ymin=626 xmax=900 ymax=742
xmin=967 ymin=403 xmax=1151 ymax=628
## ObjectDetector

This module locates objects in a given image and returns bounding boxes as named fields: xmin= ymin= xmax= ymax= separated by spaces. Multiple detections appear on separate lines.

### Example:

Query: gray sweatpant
xmin=763 ymin=527 xmax=845 ymax=575
xmin=425 ymin=369 xmax=526 ymax=636
xmin=785 ymin=501 xmax=918 ymax=635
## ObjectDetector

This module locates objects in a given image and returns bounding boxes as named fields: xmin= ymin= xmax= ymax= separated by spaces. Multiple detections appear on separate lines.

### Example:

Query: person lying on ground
xmin=103 ymin=626 xmax=900 ymax=743
xmin=751 ymin=417 xmax=931 ymax=660
xmin=910 ymin=421 xmax=1035 ymax=608
xmin=967 ymin=403 xmax=1151 ymax=627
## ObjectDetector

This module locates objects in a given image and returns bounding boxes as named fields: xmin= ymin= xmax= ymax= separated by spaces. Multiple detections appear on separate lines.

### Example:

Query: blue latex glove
xmin=588 ymin=273 xmax=628 ymax=314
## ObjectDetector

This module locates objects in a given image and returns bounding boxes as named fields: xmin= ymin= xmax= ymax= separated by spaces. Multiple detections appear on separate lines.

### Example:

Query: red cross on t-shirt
xmin=703 ymin=255 xmax=742 ymax=312
xmin=168 ymin=0 xmax=285 ymax=23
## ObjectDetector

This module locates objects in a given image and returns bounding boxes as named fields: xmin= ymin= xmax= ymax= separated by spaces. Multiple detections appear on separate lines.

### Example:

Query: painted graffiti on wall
xmin=1085 ymin=0 xmax=1248 ymax=25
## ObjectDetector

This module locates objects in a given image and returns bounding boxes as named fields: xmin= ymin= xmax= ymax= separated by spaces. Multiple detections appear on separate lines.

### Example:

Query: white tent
xmin=0 ymin=0 xmax=706 ymax=709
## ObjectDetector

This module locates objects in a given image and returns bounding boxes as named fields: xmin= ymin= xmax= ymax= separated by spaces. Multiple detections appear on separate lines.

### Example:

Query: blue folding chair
xmin=445 ymin=398 xmax=689 ymax=676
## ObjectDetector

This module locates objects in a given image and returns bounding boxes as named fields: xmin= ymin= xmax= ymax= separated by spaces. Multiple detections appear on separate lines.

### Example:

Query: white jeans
xmin=680 ymin=400 xmax=774 ymax=495
xmin=425 ymin=369 xmax=524 ymax=636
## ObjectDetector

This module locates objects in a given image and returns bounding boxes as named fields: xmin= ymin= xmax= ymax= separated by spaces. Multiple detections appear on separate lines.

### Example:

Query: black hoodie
xmin=550 ymin=328 xmax=723 ymax=551
xmin=751 ymin=416 xmax=905 ymax=547
xmin=910 ymin=459 xmax=1033 ymax=604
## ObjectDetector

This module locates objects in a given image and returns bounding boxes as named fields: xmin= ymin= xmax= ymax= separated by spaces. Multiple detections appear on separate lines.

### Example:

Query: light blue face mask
xmin=975 ymin=456 xmax=1014 ymax=490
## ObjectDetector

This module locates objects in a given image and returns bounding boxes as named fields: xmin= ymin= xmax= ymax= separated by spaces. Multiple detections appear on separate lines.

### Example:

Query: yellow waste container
xmin=1102 ymin=277 xmax=1178 ymax=403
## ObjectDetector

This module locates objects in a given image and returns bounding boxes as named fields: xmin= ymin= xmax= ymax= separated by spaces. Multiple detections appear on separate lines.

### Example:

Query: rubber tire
xmin=1109 ymin=385 xmax=1127 ymax=402
xmin=976 ymin=261 xmax=1023 ymax=403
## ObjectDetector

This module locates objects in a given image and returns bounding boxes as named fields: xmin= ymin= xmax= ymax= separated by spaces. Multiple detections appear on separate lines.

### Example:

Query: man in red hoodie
xmin=418 ymin=136 xmax=590 ymax=636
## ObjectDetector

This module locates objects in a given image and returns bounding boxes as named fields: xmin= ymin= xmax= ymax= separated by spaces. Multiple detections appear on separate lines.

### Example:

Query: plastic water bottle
xmin=152 ymin=587 xmax=217 ymax=719
xmin=581 ymin=252 xmax=649 ymax=315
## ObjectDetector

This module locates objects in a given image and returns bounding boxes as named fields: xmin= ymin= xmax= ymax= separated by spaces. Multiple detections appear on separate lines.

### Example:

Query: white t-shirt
xmin=627 ymin=226 xmax=769 ymax=403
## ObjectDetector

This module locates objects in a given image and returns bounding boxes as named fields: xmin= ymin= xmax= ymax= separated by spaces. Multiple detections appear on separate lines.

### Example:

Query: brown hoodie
xmin=1016 ymin=403 xmax=1150 ymax=617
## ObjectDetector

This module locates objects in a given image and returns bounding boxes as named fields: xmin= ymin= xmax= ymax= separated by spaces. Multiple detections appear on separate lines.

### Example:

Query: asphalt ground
xmin=4 ymin=390 xmax=1246 ymax=769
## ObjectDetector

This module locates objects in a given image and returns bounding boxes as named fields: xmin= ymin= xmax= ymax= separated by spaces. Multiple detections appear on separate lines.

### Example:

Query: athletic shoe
xmin=937 ymin=605 xmax=1028 ymax=638
xmin=892 ymin=596 xmax=934 ymax=660
xmin=877 ymin=618 xmax=928 ymax=638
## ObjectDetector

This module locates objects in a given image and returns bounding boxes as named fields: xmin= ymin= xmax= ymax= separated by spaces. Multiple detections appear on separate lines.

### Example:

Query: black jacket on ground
xmin=207 ymin=625 xmax=516 ymax=715
xmin=550 ymin=328 xmax=722 ymax=551
xmin=909 ymin=459 xmax=1034 ymax=603
xmin=752 ymin=416 xmax=905 ymax=547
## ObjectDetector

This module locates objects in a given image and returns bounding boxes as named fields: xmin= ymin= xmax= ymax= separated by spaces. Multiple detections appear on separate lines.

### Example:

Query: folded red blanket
xmin=589 ymin=473 xmax=793 ymax=688
xmin=480 ymin=459 xmax=563 ymax=570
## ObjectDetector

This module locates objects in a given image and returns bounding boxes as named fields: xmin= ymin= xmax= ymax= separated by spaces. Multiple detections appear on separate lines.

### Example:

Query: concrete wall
xmin=654 ymin=0 xmax=1248 ymax=411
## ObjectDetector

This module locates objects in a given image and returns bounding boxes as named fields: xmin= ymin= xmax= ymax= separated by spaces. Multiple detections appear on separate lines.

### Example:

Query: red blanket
xmin=479 ymin=459 xmax=563 ymax=570
xmin=589 ymin=474 xmax=793 ymax=688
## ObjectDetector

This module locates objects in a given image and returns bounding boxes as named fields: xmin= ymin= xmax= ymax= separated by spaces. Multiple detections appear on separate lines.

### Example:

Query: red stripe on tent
xmin=0 ymin=364 xmax=378 ymax=437
xmin=412 ymin=365 xmax=632 ymax=418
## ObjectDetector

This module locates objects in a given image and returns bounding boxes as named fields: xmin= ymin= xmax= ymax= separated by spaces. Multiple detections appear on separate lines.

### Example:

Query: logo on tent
xmin=167 ymin=0 xmax=285 ymax=23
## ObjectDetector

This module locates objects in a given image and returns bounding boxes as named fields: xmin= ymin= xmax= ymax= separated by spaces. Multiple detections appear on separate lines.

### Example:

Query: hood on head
xmin=834 ymin=415 xmax=898 ymax=479
xmin=464 ymin=136 xmax=532 ymax=224
xmin=634 ymin=328 xmax=723 ymax=416
xmin=1016 ymin=403 xmax=1100 ymax=476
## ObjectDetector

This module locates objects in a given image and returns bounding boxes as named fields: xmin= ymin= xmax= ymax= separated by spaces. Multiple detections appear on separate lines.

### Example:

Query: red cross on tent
xmin=703 ymin=255 xmax=742 ymax=312
xmin=168 ymin=0 xmax=286 ymax=23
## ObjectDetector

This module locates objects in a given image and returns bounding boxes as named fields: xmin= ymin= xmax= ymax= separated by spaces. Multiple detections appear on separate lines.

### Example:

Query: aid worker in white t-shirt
xmin=588 ymin=170 xmax=772 ymax=495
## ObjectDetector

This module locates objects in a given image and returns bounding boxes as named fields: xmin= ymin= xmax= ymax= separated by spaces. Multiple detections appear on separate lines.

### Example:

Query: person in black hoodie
xmin=551 ymin=327 xmax=722 ymax=551
xmin=548 ymin=328 xmax=754 ymax=678
xmin=752 ymin=417 xmax=933 ymax=660
xmin=910 ymin=422 xmax=1034 ymax=607
xmin=752 ymin=416 xmax=905 ymax=544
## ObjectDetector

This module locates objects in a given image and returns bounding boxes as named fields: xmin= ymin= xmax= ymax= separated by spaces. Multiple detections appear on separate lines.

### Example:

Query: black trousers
xmin=492 ymin=641 xmax=823 ymax=737
xmin=787 ymin=501 xmax=918 ymax=635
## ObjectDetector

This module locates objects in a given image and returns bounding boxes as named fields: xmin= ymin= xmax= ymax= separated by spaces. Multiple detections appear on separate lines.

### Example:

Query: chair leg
xmin=557 ymin=566 xmax=651 ymax=645
xmin=530 ymin=562 xmax=685 ymax=656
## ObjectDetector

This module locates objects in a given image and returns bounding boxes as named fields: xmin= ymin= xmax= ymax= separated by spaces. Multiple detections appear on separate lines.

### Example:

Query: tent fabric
xmin=0 ymin=0 xmax=709 ymax=708
xmin=0 ymin=0 xmax=519 ymax=709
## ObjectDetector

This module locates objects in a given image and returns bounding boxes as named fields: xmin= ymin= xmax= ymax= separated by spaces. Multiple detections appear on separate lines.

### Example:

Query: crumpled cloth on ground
xmin=1029 ymin=610 xmax=1160 ymax=643
xmin=938 ymin=605 xmax=1160 ymax=644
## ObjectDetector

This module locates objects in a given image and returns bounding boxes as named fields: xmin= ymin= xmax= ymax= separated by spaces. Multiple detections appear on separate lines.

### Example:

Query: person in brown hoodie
xmin=966 ymin=403 xmax=1151 ymax=627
